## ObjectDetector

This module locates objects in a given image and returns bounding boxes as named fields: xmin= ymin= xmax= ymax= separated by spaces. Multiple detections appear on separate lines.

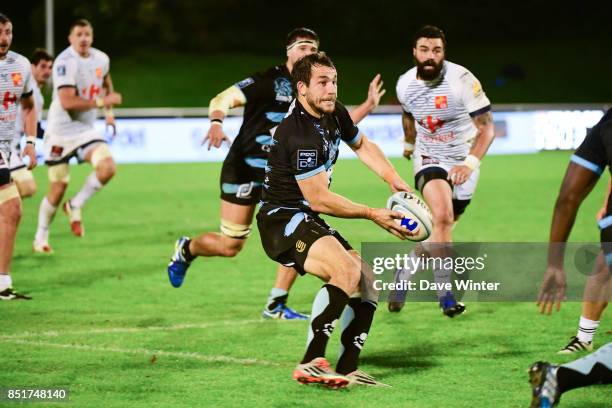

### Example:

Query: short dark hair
xmin=286 ymin=27 xmax=319 ymax=47
xmin=31 ymin=48 xmax=53 ymax=65
xmin=69 ymin=19 xmax=93 ymax=33
xmin=0 ymin=13 xmax=11 ymax=25
xmin=413 ymin=25 xmax=447 ymax=49
xmin=291 ymin=52 xmax=335 ymax=91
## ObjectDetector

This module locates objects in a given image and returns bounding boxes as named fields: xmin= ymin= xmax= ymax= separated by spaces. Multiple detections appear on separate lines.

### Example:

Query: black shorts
xmin=219 ymin=144 xmax=265 ymax=205
xmin=414 ymin=166 xmax=471 ymax=217
xmin=256 ymin=205 xmax=352 ymax=275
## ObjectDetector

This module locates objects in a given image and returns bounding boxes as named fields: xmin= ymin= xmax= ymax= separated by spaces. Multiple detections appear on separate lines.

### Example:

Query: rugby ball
xmin=386 ymin=192 xmax=433 ymax=241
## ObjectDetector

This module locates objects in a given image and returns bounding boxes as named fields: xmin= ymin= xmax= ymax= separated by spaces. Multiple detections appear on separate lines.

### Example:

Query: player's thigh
xmin=304 ymin=236 xmax=360 ymax=286
xmin=347 ymin=249 xmax=379 ymax=302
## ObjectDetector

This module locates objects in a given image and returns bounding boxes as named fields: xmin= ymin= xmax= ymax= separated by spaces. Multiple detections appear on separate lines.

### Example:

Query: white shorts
xmin=413 ymin=152 xmax=480 ymax=201
xmin=43 ymin=129 xmax=106 ymax=165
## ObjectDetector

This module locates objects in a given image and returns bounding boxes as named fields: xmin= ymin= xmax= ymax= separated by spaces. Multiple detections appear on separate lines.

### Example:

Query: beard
xmin=0 ymin=44 xmax=9 ymax=58
xmin=415 ymin=58 xmax=444 ymax=81
xmin=306 ymin=94 xmax=336 ymax=116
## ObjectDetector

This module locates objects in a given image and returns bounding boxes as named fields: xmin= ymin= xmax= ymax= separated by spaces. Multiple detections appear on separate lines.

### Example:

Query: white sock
xmin=0 ymin=274 xmax=12 ymax=291
xmin=266 ymin=287 xmax=288 ymax=310
xmin=576 ymin=316 xmax=600 ymax=343
xmin=35 ymin=197 xmax=57 ymax=242
xmin=71 ymin=173 xmax=103 ymax=208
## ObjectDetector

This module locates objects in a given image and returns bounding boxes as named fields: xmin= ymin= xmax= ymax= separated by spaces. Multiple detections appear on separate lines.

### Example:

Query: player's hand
xmin=596 ymin=205 xmax=606 ymax=221
xmin=448 ymin=165 xmax=472 ymax=185
xmin=105 ymin=115 xmax=117 ymax=137
xmin=366 ymin=74 xmax=386 ymax=110
xmin=103 ymin=92 xmax=122 ymax=106
xmin=367 ymin=208 xmax=414 ymax=240
xmin=202 ymin=125 xmax=231 ymax=150
xmin=537 ymin=265 xmax=567 ymax=314
xmin=403 ymin=147 xmax=414 ymax=160
xmin=20 ymin=143 xmax=37 ymax=170
xmin=388 ymin=176 xmax=413 ymax=194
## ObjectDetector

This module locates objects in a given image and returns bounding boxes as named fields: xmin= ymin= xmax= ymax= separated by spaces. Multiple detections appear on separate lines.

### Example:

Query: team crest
xmin=295 ymin=240 xmax=307 ymax=253
xmin=95 ymin=67 xmax=103 ymax=78
xmin=434 ymin=95 xmax=448 ymax=109
xmin=11 ymin=72 xmax=22 ymax=86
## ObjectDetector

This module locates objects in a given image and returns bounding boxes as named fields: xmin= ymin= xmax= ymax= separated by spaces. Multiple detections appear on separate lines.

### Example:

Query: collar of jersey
xmin=296 ymin=99 xmax=326 ymax=123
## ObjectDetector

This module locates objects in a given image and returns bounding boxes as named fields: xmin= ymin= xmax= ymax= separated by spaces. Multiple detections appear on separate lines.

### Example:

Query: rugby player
xmin=10 ymin=49 xmax=53 ymax=198
xmin=167 ymin=28 xmax=386 ymax=320
xmin=538 ymin=108 xmax=611 ymax=353
xmin=528 ymin=342 xmax=611 ymax=407
xmin=257 ymin=52 xmax=412 ymax=387
xmin=390 ymin=25 xmax=495 ymax=316
xmin=33 ymin=19 xmax=122 ymax=253
xmin=0 ymin=13 xmax=37 ymax=300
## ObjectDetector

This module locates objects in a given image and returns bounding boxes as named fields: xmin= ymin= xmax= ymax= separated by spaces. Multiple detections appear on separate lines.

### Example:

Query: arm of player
xmin=58 ymin=86 xmax=122 ymax=112
xmin=203 ymin=85 xmax=247 ymax=150
xmin=296 ymin=171 xmax=410 ymax=240
xmin=596 ymin=177 xmax=611 ymax=221
xmin=537 ymin=162 xmax=600 ymax=314
xmin=19 ymin=94 xmax=37 ymax=170
xmin=102 ymin=73 xmax=122 ymax=136
xmin=448 ymin=111 xmax=495 ymax=185
xmin=348 ymin=74 xmax=386 ymax=124
xmin=350 ymin=134 xmax=412 ymax=193
xmin=402 ymin=111 xmax=416 ymax=160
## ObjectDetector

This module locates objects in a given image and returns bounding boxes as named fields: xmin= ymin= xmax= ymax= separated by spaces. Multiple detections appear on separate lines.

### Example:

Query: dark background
xmin=2 ymin=0 xmax=611 ymax=105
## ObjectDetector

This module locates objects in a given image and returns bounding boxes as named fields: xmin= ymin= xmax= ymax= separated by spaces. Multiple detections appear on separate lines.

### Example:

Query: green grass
xmin=2 ymin=151 xmax=611 ymax=407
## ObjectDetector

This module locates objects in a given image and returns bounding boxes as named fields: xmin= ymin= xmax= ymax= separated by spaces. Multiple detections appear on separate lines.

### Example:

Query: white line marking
xmin=2 ymin=338 xmax=279 ymax=366
xmin=0 ymin=318 xmax=269 ymax=339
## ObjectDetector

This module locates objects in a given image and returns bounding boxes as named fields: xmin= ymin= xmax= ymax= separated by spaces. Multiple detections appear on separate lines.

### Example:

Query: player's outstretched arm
xmin=203 ymin=85 xmax=247 ymax=150
xmin=349 ymin=74 xmax=386 ymax=124
xmin=19 ymin=93 xmax=37 ymax=170
xmin=296 ymin=171 xmax=411 ymax=240
xmin=401 ymin=111 xmax=416 ymax=160
xmin=350 ymin=134 xmax=412 ymax=193
xmin=448 ymin=110 xmax=495 ymax=185
xmin=58 ymin=86 xmax=121 ymax=112
xmin=102 ymin=73 xmax=121 ymax=136
xmin=596 ymin=177 xmax=612 ymax=221
xmin=538 ymin=162 xmax=600 ymax=314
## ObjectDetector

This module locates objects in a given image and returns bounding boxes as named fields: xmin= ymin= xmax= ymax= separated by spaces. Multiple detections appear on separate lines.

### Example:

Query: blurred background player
xmin=167 ymin=28 xmax=386 ymax=320
xmin=389 ymin=25 xmax=495 ymax=316
xmin=257 ymin=52 xmax=412 ymax=387
xmin=9 ymin=49 xmax=53 ymax=198
xmin=32 ymin=19 xmax=122 ymax=253
xmin=528 ymin=342 xmax=611 ymax=407
xmin=538 ymin=108 xmax=611 ymax=353
xmin=0 ymin=13 xmax=38 ymax=300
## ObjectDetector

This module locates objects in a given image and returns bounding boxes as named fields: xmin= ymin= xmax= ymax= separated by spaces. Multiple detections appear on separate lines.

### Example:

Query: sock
xmin=35 ymin=197 xmax=57 ymax=242
xmin=266 ymin=287 xmax=288 ymax=311
xmin=301 ymin=284 xmax=349 ymax=364
xmin=389 ymin=250 xmax=419 ymax=303
xmin=557 ymin=342 xmax=612 ymax=393
xmin=576 ymin=316 xmax=599 ymax=343
xmin=181 ymin=239 xmax=195 ymax=262
xmin=0 ymin=274 xmax=12 ymax=291
xmin=70 ymin=173 xmax=103 ymax=208
xmin=336 ymin=298 xmax=377 ymax=374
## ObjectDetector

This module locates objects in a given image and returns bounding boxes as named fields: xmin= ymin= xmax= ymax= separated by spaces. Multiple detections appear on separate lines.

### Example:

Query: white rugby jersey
xmin=396 ymin=61 xmax=490 ymax=163
xmin=0 ymin=51 xmax=34 ymax=142
xmin=47 ymin=46 xmax=109 ymax=136
xmin=16 ymin=84 xmax=44 ymax=135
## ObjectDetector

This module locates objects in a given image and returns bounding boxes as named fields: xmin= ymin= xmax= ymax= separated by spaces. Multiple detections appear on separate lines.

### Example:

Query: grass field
xmin=2 ymin=151 xmax=611 ymax=407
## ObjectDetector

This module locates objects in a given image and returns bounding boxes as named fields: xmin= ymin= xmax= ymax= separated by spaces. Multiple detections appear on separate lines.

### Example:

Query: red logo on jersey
xmin=434 ymin=95 xmax=448 ymax=109
xmin=419 ymin=115 xmax=445 ymax=133
xmin=95 ymin=68 xmax=103 ymax=78
xmin=11 ymin=72 xmax=23 ymax=86
xmin=2 ymin=91 xmax=18 ymax=110
xmin=81 ymin=85 xmax=101 ymax=100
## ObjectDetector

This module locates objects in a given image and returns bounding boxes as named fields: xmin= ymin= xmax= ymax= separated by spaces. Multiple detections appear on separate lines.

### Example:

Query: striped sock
xmin=576 ymin=316 xmax=599 ymax=343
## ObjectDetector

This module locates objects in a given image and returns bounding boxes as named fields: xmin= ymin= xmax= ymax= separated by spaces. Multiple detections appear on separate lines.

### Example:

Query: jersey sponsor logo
xmin=11 ymin=72 xmax=23 ymax=86
xmin=50 ymin=145 xmax=64 ymax=159
xmin=434 ymin=95 xmax=448 ymax=109
xmin=236 ymin=182 xmax=255 ymax=199
xmin=419 ymin=116 xmax=446 ymax=133
xmin=421 ymin=155 xmax=440 ymax=166
xmin=274 ymin=77 xmax=293 ymax=103
xmin=472 ymin=81 xmax=482 ymax=96
xmin=1 ymin=92 xmax=17 ymax=110
xmin=57 ymin=65 xmax=66 ymax=76
xmin=95 ymin=67 xmax=103 ymax=78
xmin=236 ymin=77 xmax=254 ymax=89
xmin=297 ymin=150 xmax=317 ymax=170
xmin=295 ymin=240 xmax=307 ymax=253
